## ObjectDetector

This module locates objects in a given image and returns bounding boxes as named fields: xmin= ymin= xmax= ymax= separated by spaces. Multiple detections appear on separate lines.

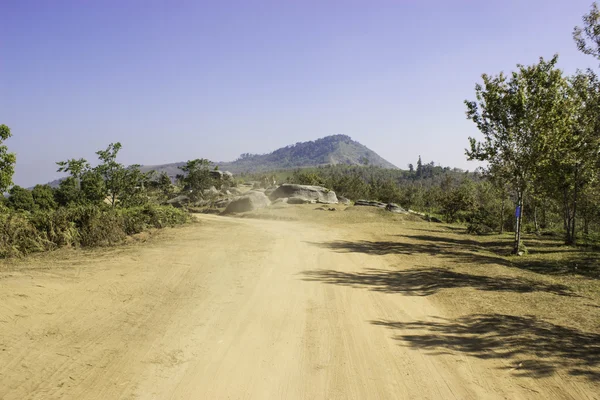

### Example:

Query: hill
xmin=141 ymin=135 xmax=397 ymax=178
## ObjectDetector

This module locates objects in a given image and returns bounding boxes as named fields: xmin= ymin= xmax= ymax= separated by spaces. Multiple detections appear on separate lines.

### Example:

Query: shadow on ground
xmin=300 ymin=267 xmax=575 ymax=297
xmin=310 ymin=234 xmax=600 ymax=280
xmin=371 ymin=314 xmax=600 ymax=381
xmin=308 ymin=237 xmax=512 ymax=268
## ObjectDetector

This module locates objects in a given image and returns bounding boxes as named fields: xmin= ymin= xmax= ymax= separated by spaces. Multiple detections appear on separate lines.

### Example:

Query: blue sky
xmin=1 ymin=0 xmax=597 ymax=187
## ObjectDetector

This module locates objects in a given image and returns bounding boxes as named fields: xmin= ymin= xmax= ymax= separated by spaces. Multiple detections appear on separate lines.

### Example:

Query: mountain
xmin=141 ymin=135 xmax=397 ymax=178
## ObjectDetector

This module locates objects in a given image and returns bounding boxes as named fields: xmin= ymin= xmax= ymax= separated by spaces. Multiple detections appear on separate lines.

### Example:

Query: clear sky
xmin=1 ymin=0 xmax=597 ymax=187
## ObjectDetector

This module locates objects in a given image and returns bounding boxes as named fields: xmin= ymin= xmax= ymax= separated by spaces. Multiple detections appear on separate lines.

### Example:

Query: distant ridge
xmin=141 ymin=135 xmax=397 ymax=178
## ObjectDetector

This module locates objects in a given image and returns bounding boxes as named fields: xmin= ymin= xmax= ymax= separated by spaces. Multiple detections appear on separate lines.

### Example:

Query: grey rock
xmin=209 ymin=170 xmax=223 ymax=179
xmin=386 ymin=203 xmax=407 ymax=214
xmin=203 ymin=186 xmax=219 ymax=197
xmin=223 ymin=191 xmax=271 ymax=214
xmin=288 ymin=197 xmax=315 ymax=204
xmin=214 ymin=198 xmax=232 ymax=208
xmin=355 ymin=200 xmax=387 ymax=208
xmin=269 ymin=184 xmax=338 ymax=204
xmin=338 ymin=196 xmax=351 ymax=205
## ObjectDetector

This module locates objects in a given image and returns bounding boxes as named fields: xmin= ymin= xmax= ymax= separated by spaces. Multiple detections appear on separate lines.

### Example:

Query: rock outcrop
xmin=269 ymin=184 xmax=338 ymax=204
xmin=223 ymin=191 xmax=270 ymax=214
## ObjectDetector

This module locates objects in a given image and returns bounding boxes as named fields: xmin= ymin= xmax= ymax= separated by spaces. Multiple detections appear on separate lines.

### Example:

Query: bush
xmin=0 ymin=204 xmax=189 ymax=258
xmin=0 ymin=212 xmax=50 ymax=257
xmin=119 ymin=204 xmax=190 ymax=235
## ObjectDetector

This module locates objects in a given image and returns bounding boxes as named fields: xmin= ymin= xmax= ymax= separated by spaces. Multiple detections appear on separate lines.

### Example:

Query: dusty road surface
xmin=1 ymin=212 xmax=598 ymax=399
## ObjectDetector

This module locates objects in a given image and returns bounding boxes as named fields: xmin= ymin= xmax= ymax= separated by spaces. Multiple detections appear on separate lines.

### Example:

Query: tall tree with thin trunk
xmin=465 ymin=56 xmax=567 ymax=254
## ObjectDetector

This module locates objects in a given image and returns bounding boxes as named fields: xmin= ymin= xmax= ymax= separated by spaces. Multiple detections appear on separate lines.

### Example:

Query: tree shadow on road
xmin=371 ymin=314 xmax=600 ymax=381
xmin=308 ymin=238 xmax=513 ymax=268
xmin=300 ymin=267 xmax=576 ymax=297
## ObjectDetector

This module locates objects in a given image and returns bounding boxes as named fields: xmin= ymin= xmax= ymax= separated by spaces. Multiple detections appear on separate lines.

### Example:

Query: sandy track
xmin=0 ymin=214 xmax=596 ymax=399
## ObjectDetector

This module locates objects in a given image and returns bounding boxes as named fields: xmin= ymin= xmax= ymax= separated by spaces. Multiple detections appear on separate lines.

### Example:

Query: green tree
xmin=95 ymin=143 xmax=127 ymax=207
xmin=539 ymin=71 xmax=600 ymax=244
xmin=31 ymin=184 xmax=57 ymax=210
xmin=0 ymin=124 xmax=17 ymax=193
xmin=56 ymin=158 xmax=90 ymax=189
xmin=465 ymin=55 xmax=567 ymax=253
xmin=150 ymin=172 xmax=174 ymax=202
xmin=55 ymin=177 xmax=82 ymax=206
xmin=574 ymin=2 xmax=600 ymax=61
xmin=176 ymin=159 xmax=214 ymax=201
xmin=7 ymin=186 xmax=36 ymax=212
xmin=118 ymin=166 xmax=152 ymax=207
xmin=81 ymin=170 xmax=107 ymax=204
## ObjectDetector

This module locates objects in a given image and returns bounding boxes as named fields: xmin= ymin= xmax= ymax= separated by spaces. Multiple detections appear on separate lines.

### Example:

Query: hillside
xmin=141 ymin=135 xmax=397 ymax=178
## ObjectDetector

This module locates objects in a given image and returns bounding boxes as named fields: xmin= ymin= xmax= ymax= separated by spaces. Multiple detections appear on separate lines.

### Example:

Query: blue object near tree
xmin=515 ymin=205 xmax=521 ymax=218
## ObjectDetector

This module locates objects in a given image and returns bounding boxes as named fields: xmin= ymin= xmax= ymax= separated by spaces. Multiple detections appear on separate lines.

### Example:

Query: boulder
xmin=229 ymin=187 xmax=243 ymax=196
xmin=223 ymin=191 xmax=271 ymax=214
xmin=355 ymin=200 xmax=387 ymax=208
xmin=209 ymin=170 xmax=223 ymax=179
xmin=203 ymin=186 xmax=219 ymax=197
xmin=269 ymin=184 xmax=338 ymax=204
xmin=222 ymin=171 xmax=233 ymax=180
xmin=338 ymin=196 xmax=351 ymax=205
xmin=166 ymin=195 xmax=189 ymax=208
xmin=288 ymin=197 xmax=315 ymax=204
xmin=272 ymin=198 xmax=288 ymax=204
xmin=214 ymin=198 xmax=233 ymax=208
xmin=386 ymin=203 xmax=407 ymax=214
xmin=264 ymin=186 xmax=278 ymax=197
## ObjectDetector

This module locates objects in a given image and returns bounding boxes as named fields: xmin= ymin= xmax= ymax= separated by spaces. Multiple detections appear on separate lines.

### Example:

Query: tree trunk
xmin=569 ymin=174 xmax=579 ymax=246
xmin=500 ymin=196 xmax=505 ymax=234
xmin=563 ymin=187 xmax=572 ymax=244
xmin=513 ymin=193 xmax=523 ymax=254
xmin=533 ymin=206 xmax=539 ymax=234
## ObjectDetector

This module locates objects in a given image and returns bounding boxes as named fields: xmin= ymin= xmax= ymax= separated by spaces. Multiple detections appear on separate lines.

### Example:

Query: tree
xmin=150 ymin=172 xmax=174 ymax=202
xmin=539 ymin=71 xmax=600 ymax=244
xmin=574 ymin=2 xmax=600 ymax=61
xmin=176 ymin=159 xmax=214 ymax=201
xmin=55 ymin=177 xmax=82 ymax=206
xmin=118 ymin=166 xmax=153 ymax=207
xmin=95 ymin=143 xmax=126 ymax=207
xmin=465 ymin=55 xmax=568 ymax=253
xmin=7 ymin=186 xmax=36 ymax=212
xmin=0 ymin=124 xmax=17 ymax=194
xmin=56 ymin=158 xmax=89 ymax=189
xmin=80 ymin=170 xmax=107 ymax=204
xmin=32 ymin=184 xmax=57 ymax=210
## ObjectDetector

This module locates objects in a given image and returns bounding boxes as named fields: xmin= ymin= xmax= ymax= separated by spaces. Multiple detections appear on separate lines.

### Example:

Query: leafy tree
xmin=31 ymin=184 xmax=57 ymax=210
xmin=150 ymin=172 xmax=174 ymax=201
xmin=56 ymin=158 xmax=89 ymax=189
xmin=55 ymin=177 xmax=82 ymax=206
xmin=7 ymin=186 xmax=36 ymax=212
xmin=95 ymin=142 xmax=127 ymax=207
xmin=538 ymin=71 xmax=600 ymax=244
xmin=81 ymin=170 xmax=107 ymax=204
xmin=176 ymin=159 xmax=214 ymax=201
xmin=0 ymin=124 xmax=16 ymax=194
xmin=118 ymin=166 xmax=153 ymax=207
xmin=465 ymin=55 xmax=567 ymax=253
xmin=574 ymin=2 xmax=600 ymax=61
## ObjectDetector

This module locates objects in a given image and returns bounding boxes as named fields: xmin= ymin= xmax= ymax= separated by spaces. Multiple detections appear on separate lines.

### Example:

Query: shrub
xmin=0 ymin=204 xmax=189 ymax=258
xmin=0 ymin=212 xmax=50 ymax=257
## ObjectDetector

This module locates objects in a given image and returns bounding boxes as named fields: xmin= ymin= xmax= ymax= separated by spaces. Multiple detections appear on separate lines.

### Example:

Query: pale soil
xmin=1 ymin=207 xmax=598 ymax=399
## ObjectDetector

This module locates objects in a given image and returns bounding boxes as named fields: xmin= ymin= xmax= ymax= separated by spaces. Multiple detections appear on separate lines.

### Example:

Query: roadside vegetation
xmin=0 ymin=132 xmax=223 ymax=257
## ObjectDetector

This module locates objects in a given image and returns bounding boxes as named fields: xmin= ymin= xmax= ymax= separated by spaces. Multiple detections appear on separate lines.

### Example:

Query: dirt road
xmin=0 ymin=214 xmax=597 ymax=399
